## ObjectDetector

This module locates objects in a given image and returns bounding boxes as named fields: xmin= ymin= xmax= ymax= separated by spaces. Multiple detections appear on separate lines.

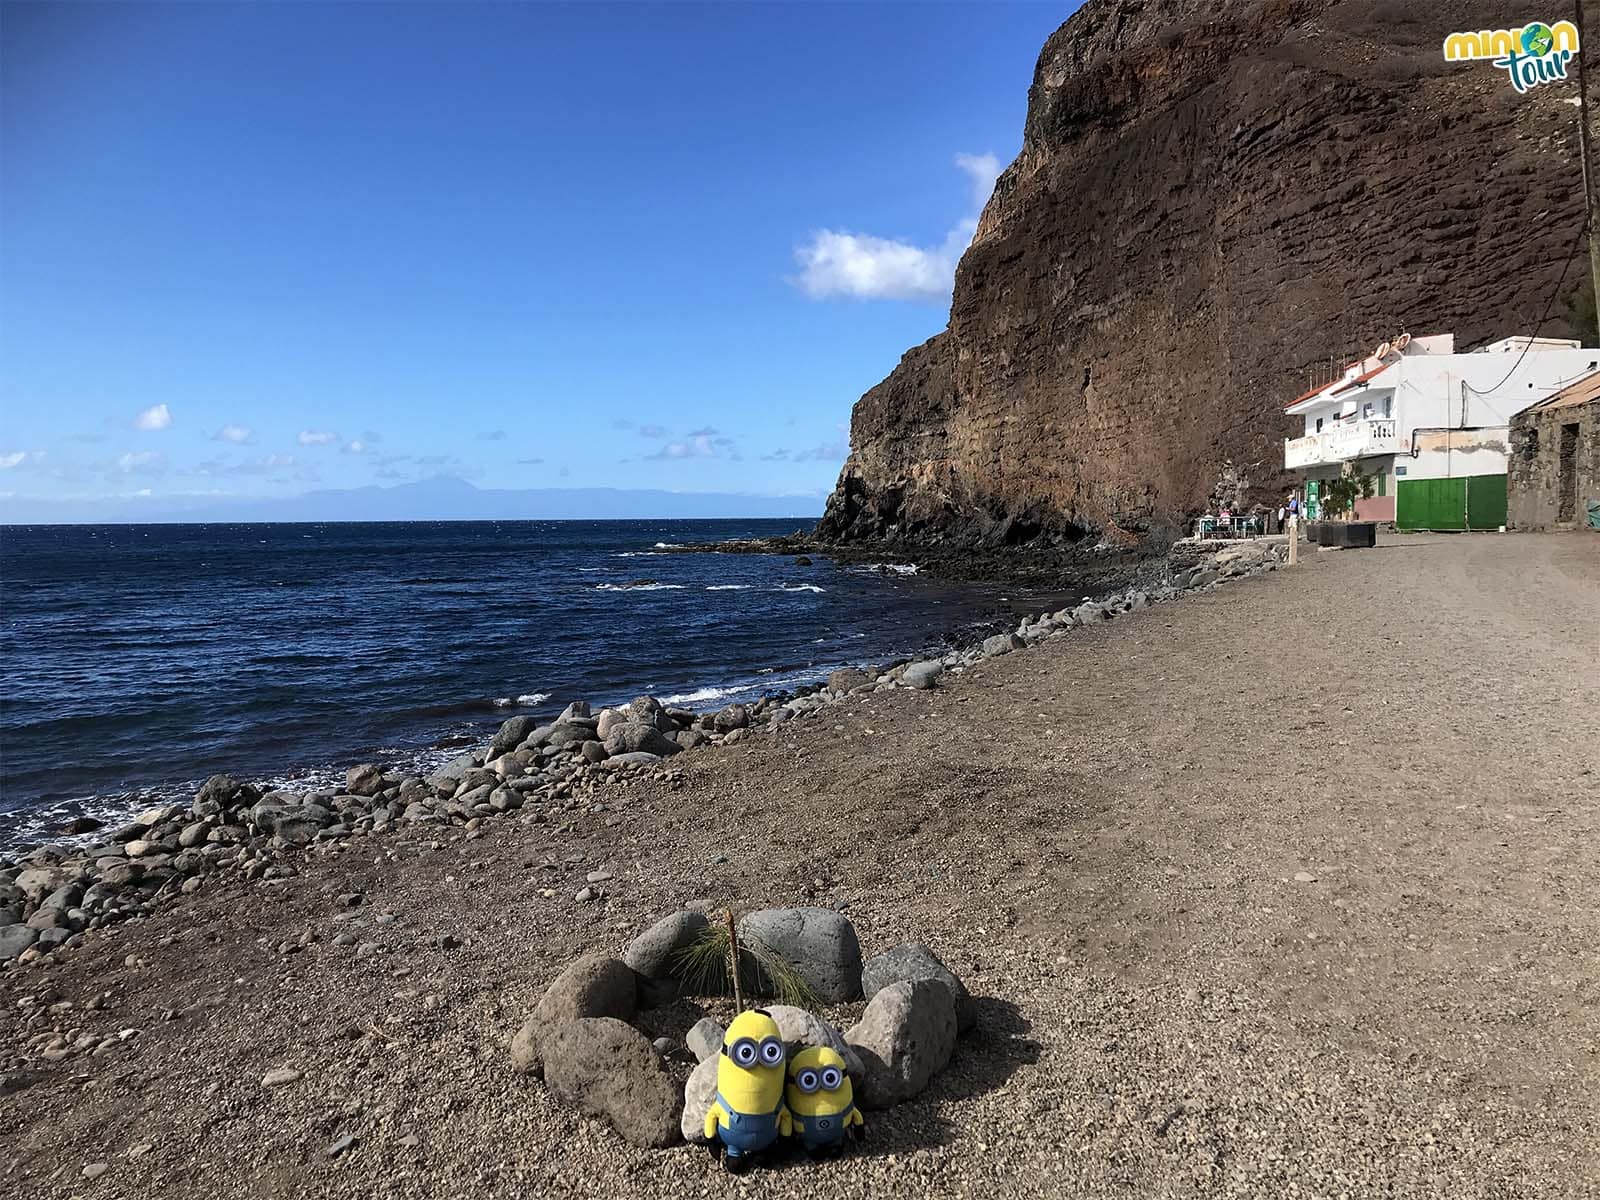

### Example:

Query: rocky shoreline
xmin=0 ymin=537 xmax=1288 ymax=969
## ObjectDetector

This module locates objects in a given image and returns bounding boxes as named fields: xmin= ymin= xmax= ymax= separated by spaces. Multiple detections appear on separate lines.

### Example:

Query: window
xmin=1383 ymin=396 xmax=1393 ymax=418
xmin=1315 ymin=417 xmax=1324 ymax=432
xmin=1377 ymin=471 xmax=1386 ymax=497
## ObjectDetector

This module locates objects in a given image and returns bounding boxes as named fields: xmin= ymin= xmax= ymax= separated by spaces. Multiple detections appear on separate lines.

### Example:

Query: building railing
xmin=1284 ymin=418 xmax=1399 ymax=469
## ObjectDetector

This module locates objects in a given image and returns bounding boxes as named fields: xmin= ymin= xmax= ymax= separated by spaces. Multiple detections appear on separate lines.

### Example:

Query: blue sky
xmin=1 ymin=1 xmax=1073 ymax=513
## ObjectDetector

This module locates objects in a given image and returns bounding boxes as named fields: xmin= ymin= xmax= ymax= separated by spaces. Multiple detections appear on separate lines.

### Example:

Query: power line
xmin=1465 ymin=216 xmax=1589 ymax=396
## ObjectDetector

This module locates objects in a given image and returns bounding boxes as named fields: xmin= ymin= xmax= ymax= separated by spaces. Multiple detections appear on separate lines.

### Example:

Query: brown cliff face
xmin=819 ymin=0 xmax=1591 ymax=546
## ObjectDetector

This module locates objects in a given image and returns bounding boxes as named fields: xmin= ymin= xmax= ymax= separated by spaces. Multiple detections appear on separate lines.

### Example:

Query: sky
xmin=1 ymin=1 xmax=1075 ymax=516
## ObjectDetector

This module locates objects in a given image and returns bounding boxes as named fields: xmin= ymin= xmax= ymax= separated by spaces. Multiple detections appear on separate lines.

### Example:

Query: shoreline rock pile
xmin=507 ymin=905 xmax=971 ymax=1152
xmin=0 ymin=538 xmax=1287 ymax=968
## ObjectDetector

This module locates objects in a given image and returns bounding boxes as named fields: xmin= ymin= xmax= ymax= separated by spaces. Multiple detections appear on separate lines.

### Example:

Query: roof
xmin=1331 ymin=363 xmax=1392 ymax=394
xmin=1517 ymin=369 xmax=1600 ymax=416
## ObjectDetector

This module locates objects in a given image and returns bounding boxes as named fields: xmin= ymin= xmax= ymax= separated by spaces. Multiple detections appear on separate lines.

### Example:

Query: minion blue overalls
xmin=791 ymin=1105 xmax=857 ymax=1151
xmin=712 ymin=1093 xmax=784 ymax=1160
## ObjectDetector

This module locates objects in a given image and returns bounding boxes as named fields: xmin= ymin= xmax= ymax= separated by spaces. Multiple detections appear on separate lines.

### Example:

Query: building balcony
xmin=1285 ymin=419 xmax=1399 ymax=469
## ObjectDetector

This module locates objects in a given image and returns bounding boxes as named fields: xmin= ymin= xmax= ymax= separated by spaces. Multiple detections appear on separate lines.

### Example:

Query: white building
xmin=1283 ymin=333 xmax=1599 ymax=529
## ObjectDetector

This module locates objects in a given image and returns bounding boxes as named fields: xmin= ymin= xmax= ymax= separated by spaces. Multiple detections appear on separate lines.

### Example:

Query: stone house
xmin=1509 ymin=372 xmax=1600 ymax=530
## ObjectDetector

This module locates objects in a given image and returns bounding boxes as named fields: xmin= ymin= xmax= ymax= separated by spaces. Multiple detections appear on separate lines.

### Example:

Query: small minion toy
xmin=704 ymin=1009 xmax=790 ymax=1172
xmin=784 ymin=1047 xmax=864 ymax=1155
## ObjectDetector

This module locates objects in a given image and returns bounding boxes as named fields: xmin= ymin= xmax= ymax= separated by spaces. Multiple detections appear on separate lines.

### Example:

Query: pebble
xmin=262 ymin=1067 xmax=302 ymax=1087
xmin=83 ymin=1162 xmax=108 ymax=1179
xmin=327 ymin=1133 xmax=358 ymax=1157
xmin=1294 ymin=871 xmax=1317 ymax=883
xmin=585 ymin=868 xmax=612 ymax=883
xmin=574 ymin=886 xmax=596 ymax=902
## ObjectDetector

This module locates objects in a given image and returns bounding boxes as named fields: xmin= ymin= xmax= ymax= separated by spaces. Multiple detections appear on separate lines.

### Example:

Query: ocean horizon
xmin=0 ymin=518 xmax=1094 ymax=847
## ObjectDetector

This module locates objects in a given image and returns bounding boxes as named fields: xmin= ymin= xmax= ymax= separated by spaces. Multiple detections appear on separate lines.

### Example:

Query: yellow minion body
xmin=703 ymin=1009 xmax=791 ymax=1164
xmin=784 ymin=1046 xmax=863 ymax=1152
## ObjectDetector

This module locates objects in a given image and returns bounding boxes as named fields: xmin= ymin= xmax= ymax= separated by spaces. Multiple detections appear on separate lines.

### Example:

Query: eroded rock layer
xmin=819 ymin=0 xmax=1590 ymax=546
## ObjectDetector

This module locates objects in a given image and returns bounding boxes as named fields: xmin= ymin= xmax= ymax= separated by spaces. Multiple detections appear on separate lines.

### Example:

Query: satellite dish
xmin=1394 ymin=332 xmax=1411 ymax=352
xmin=1374 ymin=341 xmax=1392 ymax=360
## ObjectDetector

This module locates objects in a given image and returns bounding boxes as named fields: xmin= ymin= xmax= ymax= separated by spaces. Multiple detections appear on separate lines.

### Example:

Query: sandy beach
xmin=3 ymin=531 xmax=1597 ymax=1199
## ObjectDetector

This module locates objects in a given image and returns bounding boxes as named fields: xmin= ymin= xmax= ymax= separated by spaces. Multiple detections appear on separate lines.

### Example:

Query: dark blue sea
xmin=1 ymin=520 xmax=1090 ymax=846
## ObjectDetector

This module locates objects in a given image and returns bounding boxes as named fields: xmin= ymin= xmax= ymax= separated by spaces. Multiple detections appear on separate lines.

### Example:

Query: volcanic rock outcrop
xmin=818 ymin=0 xmax=1591 ymax=546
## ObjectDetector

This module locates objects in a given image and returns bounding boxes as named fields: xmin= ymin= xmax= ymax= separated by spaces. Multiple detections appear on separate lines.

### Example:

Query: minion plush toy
xmin=785 ymin=1047 xmax=864 ymax=1155
xmin=704 ymin=1009 xmax=790 ymax=1172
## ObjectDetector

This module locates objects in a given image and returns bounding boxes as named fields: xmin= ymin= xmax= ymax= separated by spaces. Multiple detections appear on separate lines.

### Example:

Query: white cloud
xmin=0 ymin=450 xmax=43 ymax=469
xmin=644 ymin=432 xmax=738 ymax=461
xmin=298 ymin=429 xmax=339 ymax=446
xmin=342 ymin=439 xmax=366 ymax=454
xmin=791 ymin=152 xmax=1003 ymax=303
xmin=134 ymin=403 xmax=173 ymax=431
xmin=213 ymin=424 xmax=254 ymax=444
xmin=116 ymin=450 xmax=166 ymax=473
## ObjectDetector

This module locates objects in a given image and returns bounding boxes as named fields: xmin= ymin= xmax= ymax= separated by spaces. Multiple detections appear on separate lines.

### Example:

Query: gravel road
xmin=3 ymin=531 xmax=1596 ymax=1199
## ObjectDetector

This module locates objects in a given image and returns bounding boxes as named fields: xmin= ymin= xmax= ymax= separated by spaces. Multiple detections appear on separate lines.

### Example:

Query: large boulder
xmin=982 ymin=633 xmax=1024 ymax=657
xmin=192 ymin=774 xmax=251 ymax=818
xmin=603 ymin=722 xmax=681 ymax=758
xmin=509 ymin=954 xmax=637 ymax=1074
xmin=685 ymin=1017 xmax=724 ymax=1063
xmin=490 ymin=715 xmax=540 ymax=757
xmin=544 ymin=723 xmax=596 ymax=749
xmin=827 ymin=667 xmax=871 ymax=693
xmin=623 ymin=910 xmax=709 ymax=980
xmin=901 ymin=660 xmax=942 ymax=690
xmin=712 ymin=703 xmax=750 ymax=732
xmin=737 ymin=907 xmax=862 ymax=1003
xmin=846 ymin=979 xmax=957 ymax=1109
xmin=680 ymin=1054 xmax=718 ymax=1142
xmin=344 ymin=763 xmax=385 ymax=797
xmin=0 ymin=925 xmax=39 ymax=962
xmin=557 ymin=700 xmax=592 ymax=723
xmin=426 ymin=752 xmax=478 ymax=791
xmin=763 ymin=1005 xmax=864 ymax=1079
xmin=861 ymin=943 xmax=976 ymax=1032
xmin=626 ymin=696 xmax=676 ymax=733
xmin=542 ymin=1018 xmax=680 ymax=1148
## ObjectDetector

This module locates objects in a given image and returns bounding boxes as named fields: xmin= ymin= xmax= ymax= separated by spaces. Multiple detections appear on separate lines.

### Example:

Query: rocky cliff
xmin=819 ymin=0 xmax=1591 ymax=546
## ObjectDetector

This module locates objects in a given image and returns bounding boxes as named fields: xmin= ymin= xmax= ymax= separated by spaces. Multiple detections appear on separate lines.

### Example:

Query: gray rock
xmin=603 ymin=722 xmax=680 ymax=757
xmin=982 ymin=633 xmax=1024 ymax=657
xmin=35 ymin=927 xmax=71 ymax=951
xmin=675 ymin=728 xmax=708 ymax=751
xmin=490 ymin=715 xmax=540 ymax=757
xmin=509 ymin=953 xmax=636 ymax=1074
xmin=606 ymin=751 xmax=662 ymax=768
xmin=1072 ymin=603 xmax=1106 ymax=625
xmin=425 ymin=752 xmax=478 ymax=791
xmin=680 ymin=1053 xmax=718 ymax=1142
xmin=0 ymin=924 xmax=39 ymax=961
xmin=177 ymin=821 xmax=210 ymax=848
xmin=1190 ymin=568 xmax=1219 ymax=587
xmin=626 ymin=695 xmax=675 ymax=733
xmin=15 ymin=867 xmax=62 ymax=903
xmin=685 ymin=1017 xmax=724 ymax=1063
xmin=861 ymin=942 xmax=976 ymax=1032
xmin=763 ymin=1005 xmax=864 ymax=1079
xmin=192 ymin=773 xmax=248 ymax=818
xmin=901 ymin=660 xmax=943 ymax=690
xmin=737 ymin=907 xmax=862 ymax=1003
xmin=345 ymin=763 xmax=385 ymax=796
xmin=712 ymin=703 xmax=750 ymax=732
xmin=827 ymin=667 xmax=870 ymax=693
xmin=595 ymin=708 xmax=628 ymax=739
xmin=846 ymin=978 xmax=958 ymax=1109
xmin=545 ymin=723 xmax=596 ymax=749
xmin=623 ymin=910 xmax=709 ymax=979
xmin=542 ymin=1018 xmax=679 ymax=1148
xmin=580 ymin=740 xmax=608 ymax=763
xmin=557 ymin=700 xmax=592 ymax=723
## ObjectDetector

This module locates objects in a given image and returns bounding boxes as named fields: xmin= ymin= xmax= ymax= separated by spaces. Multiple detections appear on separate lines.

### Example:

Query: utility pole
xmin=1576 ymin=0 xmax=1600 ymax=345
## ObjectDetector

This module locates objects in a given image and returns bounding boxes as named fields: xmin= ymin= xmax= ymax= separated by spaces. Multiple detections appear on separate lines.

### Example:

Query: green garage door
xmin=1465 ymin=473 xmax=1507 ymax=529
xmin=1396 ymin=473 xmax=1507 ymax=530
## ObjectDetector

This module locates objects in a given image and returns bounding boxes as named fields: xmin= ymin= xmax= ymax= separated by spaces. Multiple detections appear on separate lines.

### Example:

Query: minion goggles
xmin=791 ymin=1065 xmax=844 ymax=1093
xmin=724 ymin=1036 xmax=786 ymax=1068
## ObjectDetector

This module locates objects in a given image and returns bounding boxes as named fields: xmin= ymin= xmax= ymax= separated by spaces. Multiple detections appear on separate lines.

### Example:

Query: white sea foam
xmin=855 ymin=562 xmax=918 ymax=575
xmin=492 ymin=691 xmax=551 ymax=708
xmin=661 ymin=684 xmax=747 ymax=704
xmin=778 ymin=583 xmax=825 ymax=593
xmin=705 ymin=584 xmax=753 ymax=591
xmin=595 ymin=582 xmax=688 ymax=592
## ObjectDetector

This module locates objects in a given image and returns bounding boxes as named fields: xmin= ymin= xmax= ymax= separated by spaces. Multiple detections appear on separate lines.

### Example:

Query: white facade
xmin=1283 ymin=333 xmax=1600 ymax=489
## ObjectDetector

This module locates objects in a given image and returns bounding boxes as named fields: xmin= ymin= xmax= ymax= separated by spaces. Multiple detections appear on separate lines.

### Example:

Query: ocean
xmin=0 ymin=520 xmax=1092 ymax=846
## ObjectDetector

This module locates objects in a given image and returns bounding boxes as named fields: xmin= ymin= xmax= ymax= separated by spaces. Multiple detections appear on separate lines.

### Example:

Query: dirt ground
xmin=3 ymin=531 xmax=1597 ymax=1199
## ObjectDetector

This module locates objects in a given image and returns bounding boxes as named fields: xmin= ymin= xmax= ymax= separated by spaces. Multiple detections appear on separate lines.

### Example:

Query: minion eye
xmin=821 ymin=1067 xmax=842 ymax=1089
xmin=796 ymin=1069 xmax=819 ymax=1092
xmin=731 ymin=1039 xmax=758 ymax=1066
xmin=759 ymin=1037 xmax=785 ymax=1066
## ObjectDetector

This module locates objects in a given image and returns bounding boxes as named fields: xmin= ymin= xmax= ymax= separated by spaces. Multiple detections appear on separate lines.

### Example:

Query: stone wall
xmin=1509 ymin=398 xmax=1600 ymax=530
